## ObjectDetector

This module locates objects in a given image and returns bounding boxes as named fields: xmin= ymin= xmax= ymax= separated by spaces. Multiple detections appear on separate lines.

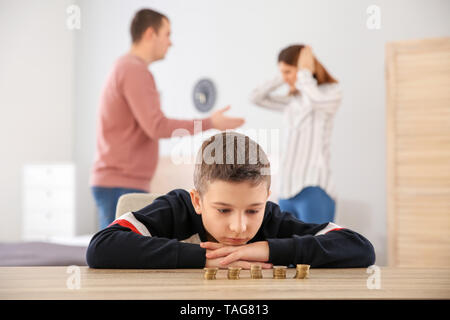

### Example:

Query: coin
xmin=203 ymin=267 xmax=218 ymax=280
xmin=250 ymin=264 xmax=263 ymax=279
xmin=294 ymin=264 xmax=310 ymax=279
xmin=227 ymin=267 xmax=242 ymax=280
xmin=273 ymin=265 xmax=287 ymax=279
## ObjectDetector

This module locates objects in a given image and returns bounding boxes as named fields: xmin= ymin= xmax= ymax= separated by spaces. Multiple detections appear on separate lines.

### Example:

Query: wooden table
xmin=0 ymin=267 xmax=449 ymax=300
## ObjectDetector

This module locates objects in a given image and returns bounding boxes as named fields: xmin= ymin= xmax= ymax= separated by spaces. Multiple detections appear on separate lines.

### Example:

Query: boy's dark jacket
xmin=86 ymin=189 xmax=376 ymax=268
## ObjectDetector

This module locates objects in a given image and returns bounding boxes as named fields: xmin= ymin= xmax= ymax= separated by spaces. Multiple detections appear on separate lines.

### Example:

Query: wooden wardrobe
xmin=386 ymin=37 xmax=450 ymax=267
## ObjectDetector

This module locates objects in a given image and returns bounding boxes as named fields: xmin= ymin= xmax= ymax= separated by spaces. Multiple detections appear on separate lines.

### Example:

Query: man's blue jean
xmin=278 ymin=186 xmax=335 ymax=224
xmin=91 ymin=186 xmax=147 ymax=230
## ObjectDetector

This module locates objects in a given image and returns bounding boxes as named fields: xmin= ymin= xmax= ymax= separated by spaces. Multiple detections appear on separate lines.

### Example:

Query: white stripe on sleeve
xmin=314 ymin=222 xmax=343 ymax=236
xmin=115 ymin=212 xmax=152 ymax=237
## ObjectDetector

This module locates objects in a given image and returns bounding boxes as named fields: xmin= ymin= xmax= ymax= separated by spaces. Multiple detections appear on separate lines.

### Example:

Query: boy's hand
xmin=201 ymin=241 xmax=271 ymax=268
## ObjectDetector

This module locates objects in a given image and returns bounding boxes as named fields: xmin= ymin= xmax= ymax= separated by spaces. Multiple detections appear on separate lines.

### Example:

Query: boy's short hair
xmin=194 ymin=131 xmax=271 ymax=195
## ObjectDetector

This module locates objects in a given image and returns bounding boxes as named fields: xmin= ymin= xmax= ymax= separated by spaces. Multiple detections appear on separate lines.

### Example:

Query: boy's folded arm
xmin=264 ymin=205 xmax=376 ymax=268
xmin=267 ymin=227 xmax=376 ymax=268
xmin=86 ymin=189 xmax=208 ymax=269
xmin=86 ymin=224 xmax=206 ymax=269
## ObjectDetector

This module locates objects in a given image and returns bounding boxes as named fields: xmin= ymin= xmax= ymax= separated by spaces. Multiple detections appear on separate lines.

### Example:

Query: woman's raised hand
xmin=298 ymin=45 xmax=315 ymax=73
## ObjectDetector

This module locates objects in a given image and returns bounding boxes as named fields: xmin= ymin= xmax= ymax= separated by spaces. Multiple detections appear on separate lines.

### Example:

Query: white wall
xmin=1 ymin=0 xmax=449 ymax=266
xmin=0 ymin=0 xmax=74 ymax=241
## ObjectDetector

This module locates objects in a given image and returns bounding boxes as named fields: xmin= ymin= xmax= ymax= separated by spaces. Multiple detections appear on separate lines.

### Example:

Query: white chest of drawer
xmin=22 ymin=163 xmax=75 ymax=241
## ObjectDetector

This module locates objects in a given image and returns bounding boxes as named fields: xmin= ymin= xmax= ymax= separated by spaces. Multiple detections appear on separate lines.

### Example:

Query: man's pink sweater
xmin=90 ymin=53 xmax=213 ymax=191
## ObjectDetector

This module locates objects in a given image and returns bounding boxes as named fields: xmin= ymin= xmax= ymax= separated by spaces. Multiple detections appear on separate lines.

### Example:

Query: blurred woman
xmin=250 ymin=45 xmax=342 ymax=224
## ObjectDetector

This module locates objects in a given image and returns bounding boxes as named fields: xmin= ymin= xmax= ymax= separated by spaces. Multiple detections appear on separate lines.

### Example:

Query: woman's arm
xmin=250 ymin=75 xmax=291 ymax=112
xmin=296 ymin=46 xmax=342 ymax=114
xmin=296 ymin=69 xmax=342 ymax=104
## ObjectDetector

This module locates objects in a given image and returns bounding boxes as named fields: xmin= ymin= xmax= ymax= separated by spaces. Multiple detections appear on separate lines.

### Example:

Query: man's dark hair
xmin=130 ymin=8 xmax=168 ymax=43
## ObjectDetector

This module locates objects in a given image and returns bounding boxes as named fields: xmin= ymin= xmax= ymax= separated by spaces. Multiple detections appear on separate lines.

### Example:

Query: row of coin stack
xmin=203 ymin=264 xmax=310 ymax=280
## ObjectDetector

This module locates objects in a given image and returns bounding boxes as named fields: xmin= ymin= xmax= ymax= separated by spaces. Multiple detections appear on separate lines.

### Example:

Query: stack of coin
xmin=203 ymin=267 xmax=218 ymax=280
xmin=273 ymin=266 xmax=287 ymax=279
xmin=294 ymin=264 xmax=310 ymax=279
xmin=227 ymin=267 xmax=241 ymax=280
xmin=250 ymin=265 xmax=263 ymax=279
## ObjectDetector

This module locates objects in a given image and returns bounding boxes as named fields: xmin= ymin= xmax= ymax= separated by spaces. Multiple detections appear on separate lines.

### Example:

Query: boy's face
xmin=190 ymin=180 xmax=271 ymax=246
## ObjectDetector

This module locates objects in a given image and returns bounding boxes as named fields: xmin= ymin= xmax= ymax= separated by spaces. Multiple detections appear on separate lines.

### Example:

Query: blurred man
xmin=91 ymin=9 xmax=244 ymax=229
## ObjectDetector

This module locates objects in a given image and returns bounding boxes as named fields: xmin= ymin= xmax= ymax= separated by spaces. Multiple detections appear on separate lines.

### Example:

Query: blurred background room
xmin=0 ymin=0 xmax=449 ymax=268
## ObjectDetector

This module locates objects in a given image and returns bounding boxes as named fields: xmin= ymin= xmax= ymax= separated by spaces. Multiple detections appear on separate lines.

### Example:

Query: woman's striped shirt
xmin=250 ymin=69 xmax=342 ymax=201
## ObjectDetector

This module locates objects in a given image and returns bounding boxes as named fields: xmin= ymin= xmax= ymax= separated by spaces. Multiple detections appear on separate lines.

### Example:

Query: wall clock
xmin=192 ymin=78 xmax=216 ymax=113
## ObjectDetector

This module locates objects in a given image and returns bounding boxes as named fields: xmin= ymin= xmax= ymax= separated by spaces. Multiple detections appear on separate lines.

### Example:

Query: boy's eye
xmin=216 ymin=209 xmax=260 ymax=214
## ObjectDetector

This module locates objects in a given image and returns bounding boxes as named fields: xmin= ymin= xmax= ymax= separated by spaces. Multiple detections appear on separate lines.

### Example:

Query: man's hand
xmin=298 ymin=45 xmax=315 ymax=73
xmin=201 ymin=241 xmax=272 ymax=269
xmin=210 ymin=105 xmax=245 ymax=131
